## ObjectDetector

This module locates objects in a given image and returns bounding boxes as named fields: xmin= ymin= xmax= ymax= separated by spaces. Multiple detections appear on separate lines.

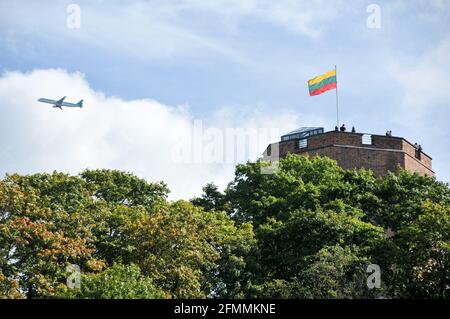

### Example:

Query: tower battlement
xmin=263 ymin=128 xmax=434 ymax=177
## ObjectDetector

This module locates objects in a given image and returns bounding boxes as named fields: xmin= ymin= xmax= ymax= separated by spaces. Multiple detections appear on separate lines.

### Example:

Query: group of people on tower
xmin=334 ymin=124 xmax=356 ymax=133
xmin=334 ymin=125 xmax=399 ymax=138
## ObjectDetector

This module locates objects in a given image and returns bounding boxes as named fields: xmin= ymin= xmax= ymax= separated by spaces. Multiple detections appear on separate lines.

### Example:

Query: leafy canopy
xmin=1 ymin=156 xmax=449 ymax=299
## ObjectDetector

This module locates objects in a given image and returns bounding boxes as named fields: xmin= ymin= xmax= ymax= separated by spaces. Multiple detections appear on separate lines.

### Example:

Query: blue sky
xmin=1 ymin=0 xmax=449 ymax=198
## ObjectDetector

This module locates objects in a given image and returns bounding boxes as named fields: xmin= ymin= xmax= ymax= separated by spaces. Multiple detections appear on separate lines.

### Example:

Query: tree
xmin=225 ymin=155 xmax=449 ymax=298
xmin=1 ymin=156 xmax=448 ymax=299
xmin=375 ymin=201 xmax=450 ymax=298
xmin=191 ymin=183 xmax=228 ymax=212
xmin=364 ymin=170 xmax=450 ymax=230
xmin=252 ymin=246 xmax=374 ymax=299
xmin=125 ymin=200 xmax=254 ymax=298
xmin=0 ymin=174 xmax=105 ymax=298
xmin=56 ymin=263 xmax=165 ymax=299
xmin=0 ymin=170 xmax=254 ymax=298
xmin=81 ymin=169 xmax=168 ymax=210
xmin=0 ymin=272 xmax=22 ymax=299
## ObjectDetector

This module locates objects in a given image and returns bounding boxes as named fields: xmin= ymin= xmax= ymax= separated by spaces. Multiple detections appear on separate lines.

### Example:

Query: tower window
xmin=362 ymin=134 xmax=372 ymax=145
xmin=299 ymin=139 xmax=308 ymax=149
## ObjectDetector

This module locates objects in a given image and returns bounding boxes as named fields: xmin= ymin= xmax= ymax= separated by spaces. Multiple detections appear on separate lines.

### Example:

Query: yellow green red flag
xmin=308 ymin=69 xmax=337 ymax=96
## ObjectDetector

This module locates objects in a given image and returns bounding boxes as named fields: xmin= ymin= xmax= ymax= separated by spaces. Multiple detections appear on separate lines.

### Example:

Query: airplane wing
xmin=56 ymin=96 xmax=66 ymax=104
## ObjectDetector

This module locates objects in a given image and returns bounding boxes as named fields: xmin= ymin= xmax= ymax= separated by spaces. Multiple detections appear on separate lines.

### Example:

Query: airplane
xmin=37 ymin=96 xmax=84 ymax=110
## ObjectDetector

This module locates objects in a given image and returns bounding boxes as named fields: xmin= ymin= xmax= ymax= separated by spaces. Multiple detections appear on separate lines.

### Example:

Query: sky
xmin=0 ymin=0 xmax=449 ymax=199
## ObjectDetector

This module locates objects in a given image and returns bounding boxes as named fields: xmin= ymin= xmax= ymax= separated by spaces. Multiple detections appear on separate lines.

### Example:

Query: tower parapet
xmin=263 ymin=127 xmax=434 ymax=177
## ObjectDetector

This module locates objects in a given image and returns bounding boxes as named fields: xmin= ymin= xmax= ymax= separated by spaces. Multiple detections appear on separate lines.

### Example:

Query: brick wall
xmin=300 ymin=145 xmax=405 ymax=176
xmin=280 ymin=140 xmax=298 ymax=156
xmin=371 ymin=135 xmax=403 ymax=150
xmin=401 ymin=140 xmax=433 ymax=168
xmin=308 ymin=131 xmax=363 ymax=149
xmin=404 ymin=154 xmax=434 ymax=177
xmin=272 ymin=131 xmax=434 ymax=177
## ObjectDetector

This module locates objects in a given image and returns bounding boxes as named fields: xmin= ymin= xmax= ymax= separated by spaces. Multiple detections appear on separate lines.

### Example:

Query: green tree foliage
xmin=375 ymin=201 xmax=450 ymax=298
xmin=0 ymin=272 xmax=22 ymax=299
xmin=0 ymin=155 xmax=449 ymax=299
xmin=191 ymin=183 xmax=228 ymax=212
xmin=252 ymin=245 xmax=371 ymax=299
xmin=123 ymin=200 xmax=253 ymax=298
xmin=223 ymin=155 xmax=449 ymax=298
xmin=0 ymin=173 xmax=105 ymax=298
xmin=56 ymin=263 xmax=165 ymax=299
xmin=0 ymin=170 xmax=253 ymax=298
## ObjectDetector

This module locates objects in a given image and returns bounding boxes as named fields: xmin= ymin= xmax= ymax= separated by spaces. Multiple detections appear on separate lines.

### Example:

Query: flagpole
xmin=335 ymin=65 xmax=339 ymax=127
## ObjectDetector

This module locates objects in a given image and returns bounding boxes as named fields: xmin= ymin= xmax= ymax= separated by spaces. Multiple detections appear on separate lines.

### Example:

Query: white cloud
xmin=0 ymin=69 xmax=304 ymax=199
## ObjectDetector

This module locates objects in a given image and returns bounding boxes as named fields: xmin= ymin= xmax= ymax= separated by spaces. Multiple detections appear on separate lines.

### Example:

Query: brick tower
xmin=262 ymin=127 xmax=434 ymax=177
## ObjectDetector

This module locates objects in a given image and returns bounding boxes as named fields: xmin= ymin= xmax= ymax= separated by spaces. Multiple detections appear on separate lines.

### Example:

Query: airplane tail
xmin=77 ymin=100 xmax=84 ymax=108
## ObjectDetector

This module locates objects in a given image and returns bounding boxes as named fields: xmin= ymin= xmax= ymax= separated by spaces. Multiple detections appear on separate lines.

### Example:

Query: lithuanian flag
xmin=308 ymin=69 xmax=337 ymax=96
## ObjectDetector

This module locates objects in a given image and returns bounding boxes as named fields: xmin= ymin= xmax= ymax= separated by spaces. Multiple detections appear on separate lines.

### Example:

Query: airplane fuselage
xmin=38 ymin=97 xmax=83 ymax=109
